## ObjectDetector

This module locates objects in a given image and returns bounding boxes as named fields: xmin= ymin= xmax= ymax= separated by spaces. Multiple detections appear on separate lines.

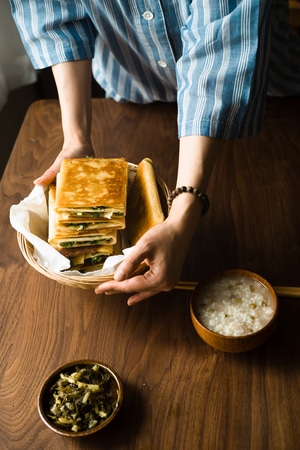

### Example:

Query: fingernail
xmin=114 ymin=269 xmax=125 ymax=281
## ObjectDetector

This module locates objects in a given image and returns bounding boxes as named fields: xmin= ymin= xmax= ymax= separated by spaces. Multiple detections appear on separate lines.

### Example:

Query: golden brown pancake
xmin=48 ymin=183 xmax=117 ymax=250
xmin=126 ymin=158 xmax=165 ymax=245
xmin=55 ymin=158 xmax=128 ymax=219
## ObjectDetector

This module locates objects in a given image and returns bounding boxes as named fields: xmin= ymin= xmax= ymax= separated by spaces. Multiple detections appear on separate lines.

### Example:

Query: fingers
xmin=94 ymin=245 xmax=164 ymax=303
xmin=95 ymin=263 xmax=175 ymax=305
xmin=95 ymin=276 xmax=162 ymax=305
xmin=34 ymin=153 xmax=66 ymax=185
xmin=95 ymin=225 xmax=182 ymax=304
xmin=95 ymin=273 xmax=155 ymax=296
xmin=113 ymin=247 xmax=147 ymax=282
xmin=34 ymin=145 xmax=95 ymax=185
xmin=34 ymin=164 xmax=60 ymax=185
xmin=34 ymin=150 xmax=70 ymax=185
xmin=110 ymin=233 xmax=158 ymax=283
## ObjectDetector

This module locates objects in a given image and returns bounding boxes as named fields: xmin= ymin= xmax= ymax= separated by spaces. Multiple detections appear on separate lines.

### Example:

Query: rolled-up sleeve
xmin=9 ymin=0 xmax=96 ymax=69
xmin=177 ymin=0 xmax=272 ymax=139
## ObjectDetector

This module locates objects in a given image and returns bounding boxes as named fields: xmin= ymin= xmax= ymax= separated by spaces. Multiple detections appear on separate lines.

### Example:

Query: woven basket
xmin=17 ymin=163 xmax=170 ymax=289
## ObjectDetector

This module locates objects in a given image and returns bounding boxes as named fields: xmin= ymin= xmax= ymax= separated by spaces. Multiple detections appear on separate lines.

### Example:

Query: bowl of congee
xmin=190 ymin=270 xmax=278 ymax=352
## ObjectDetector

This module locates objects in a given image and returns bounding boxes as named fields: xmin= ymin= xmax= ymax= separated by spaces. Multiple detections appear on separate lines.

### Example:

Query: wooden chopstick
xmin=175 ymin=281 xmax=300 ymax=298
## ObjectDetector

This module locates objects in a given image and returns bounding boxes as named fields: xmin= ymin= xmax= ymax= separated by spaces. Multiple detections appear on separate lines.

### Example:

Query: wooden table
xmin=0 ymin=97 xmax=299 ymax=450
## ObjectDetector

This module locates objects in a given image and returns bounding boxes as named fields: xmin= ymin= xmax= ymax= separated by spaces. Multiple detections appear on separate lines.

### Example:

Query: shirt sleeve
xmin=9 ymin=0 xmax=96 ymax=69
xmin=177 ymin=0 xmax=272 ymax=139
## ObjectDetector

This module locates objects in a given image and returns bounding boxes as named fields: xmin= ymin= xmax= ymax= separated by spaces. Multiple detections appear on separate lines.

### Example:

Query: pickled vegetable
xmin=46 ymin=364 xmax=119 ymax=432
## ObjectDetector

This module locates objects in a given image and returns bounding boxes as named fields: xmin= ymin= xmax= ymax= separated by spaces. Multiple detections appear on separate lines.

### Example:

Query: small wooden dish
xmin=190 ymin=269 xmax=279 ymax=353
xmin=38 ymin=360 xmax=123 ymax=437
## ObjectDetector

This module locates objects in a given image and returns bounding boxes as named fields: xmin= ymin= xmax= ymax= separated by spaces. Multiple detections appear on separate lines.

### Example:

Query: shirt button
xmin=157 ymin=60 xmax=168 ymax=68
xmin=142 ymin=11 xmax=154 ymax=21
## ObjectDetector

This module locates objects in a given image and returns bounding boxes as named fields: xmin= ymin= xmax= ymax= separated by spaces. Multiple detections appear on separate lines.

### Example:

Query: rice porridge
xmin=195 ymin=275 xmax=275 ymax=336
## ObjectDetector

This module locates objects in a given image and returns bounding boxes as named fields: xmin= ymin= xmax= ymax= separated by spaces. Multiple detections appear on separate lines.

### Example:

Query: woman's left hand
xmin=95 ymin=218 xmax=188 ymax=305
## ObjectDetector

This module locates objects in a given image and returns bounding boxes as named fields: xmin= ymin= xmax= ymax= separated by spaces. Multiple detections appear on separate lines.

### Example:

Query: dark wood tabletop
xmin=0 ymin=97 xmax=299 ymax=449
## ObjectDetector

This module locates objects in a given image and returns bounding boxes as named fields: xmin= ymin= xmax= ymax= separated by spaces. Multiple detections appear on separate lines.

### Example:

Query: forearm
xmin=34 ymin=60 xmax=94 ymax=185
xmin=168 ymin=135 xmax=221 ymax=232
xmin=52 ymin=60 xmax=93 ymax=148
xmin=176 ymin=135 xmax=220 ymax=190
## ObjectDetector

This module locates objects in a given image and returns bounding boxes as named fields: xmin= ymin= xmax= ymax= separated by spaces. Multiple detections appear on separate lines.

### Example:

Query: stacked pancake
xmin=48 ymin=157 xmax=128 ymax=272
xmin=126 ymin=158 xmax=165 ymax=245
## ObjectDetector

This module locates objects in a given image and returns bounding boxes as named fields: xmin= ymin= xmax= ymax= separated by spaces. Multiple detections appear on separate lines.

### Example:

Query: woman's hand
xmin=95 ymin=185 xmax=205 ymax=305
xmin=34 ymin=143 xmax=94 ymax=186
xmin=95 ymin=135 xmax=221 ymax=305
xmin=95 ymin=217 xmax=189 ymax=305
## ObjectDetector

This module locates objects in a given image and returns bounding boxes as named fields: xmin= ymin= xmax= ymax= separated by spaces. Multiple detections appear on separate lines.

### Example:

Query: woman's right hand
xmin=34 ymin=142 xmax=95 ymax=186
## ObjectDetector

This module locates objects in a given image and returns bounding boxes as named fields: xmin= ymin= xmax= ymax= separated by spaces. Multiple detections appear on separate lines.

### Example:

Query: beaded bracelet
xmin=167 ymin=186 xmax=210 ymax=217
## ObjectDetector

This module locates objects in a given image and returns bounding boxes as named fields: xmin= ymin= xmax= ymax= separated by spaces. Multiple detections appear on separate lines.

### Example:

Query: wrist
xmin=61 ymin=100 xmax=92 ymax=147
xmin=167 ymin=190 xmax=203 ymax=233
xmin=62 ymin=132 xmax=92 ymax=149
xmin=168 ymin=186 xmax=209 ymax=217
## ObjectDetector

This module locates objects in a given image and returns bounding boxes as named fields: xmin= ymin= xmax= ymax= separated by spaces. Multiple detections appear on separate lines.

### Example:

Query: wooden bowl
xmin=190 ymin=269 xmax=278 ymax=353
xmin=38 ymin=360 xmax=123 ymax=437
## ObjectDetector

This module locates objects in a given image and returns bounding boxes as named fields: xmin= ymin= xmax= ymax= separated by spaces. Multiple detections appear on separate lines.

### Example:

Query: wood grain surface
xmin=0 ymin=97 xmax=299 ymax=449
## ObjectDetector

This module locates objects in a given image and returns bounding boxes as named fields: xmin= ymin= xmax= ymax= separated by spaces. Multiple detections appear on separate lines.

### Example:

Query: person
xmin=10 ymin=0 xmax=300 ymax=305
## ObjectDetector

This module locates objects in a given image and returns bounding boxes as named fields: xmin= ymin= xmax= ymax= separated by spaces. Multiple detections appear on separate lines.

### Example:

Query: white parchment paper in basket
xmin=9 ymin=185 xmax=134 ymax=277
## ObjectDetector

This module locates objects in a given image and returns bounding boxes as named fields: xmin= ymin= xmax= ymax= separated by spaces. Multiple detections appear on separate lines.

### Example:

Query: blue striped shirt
xmin=10 ymin=0 xmax=300 ymax=139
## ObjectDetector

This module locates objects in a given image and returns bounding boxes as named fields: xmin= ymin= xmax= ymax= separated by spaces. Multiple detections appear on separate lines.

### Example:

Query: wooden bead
xmin=167 ymin=186 xmax=210 ymax=216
